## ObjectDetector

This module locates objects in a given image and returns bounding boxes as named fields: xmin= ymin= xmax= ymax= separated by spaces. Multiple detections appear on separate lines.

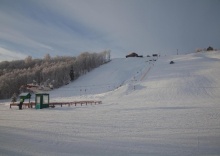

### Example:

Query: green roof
xmin=19 ymin=93 xmax=31 ymax=99
xmin=35 ymin=93 xmax=49 ymax=95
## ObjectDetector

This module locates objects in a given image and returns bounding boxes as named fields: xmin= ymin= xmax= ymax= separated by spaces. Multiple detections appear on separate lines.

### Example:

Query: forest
xmin=0 ymin=50 xmax=111 ymax=99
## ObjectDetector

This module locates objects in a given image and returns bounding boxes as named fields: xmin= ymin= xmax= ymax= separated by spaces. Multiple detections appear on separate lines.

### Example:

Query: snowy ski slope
xmin=49 ymin=57 xmax=152 ymax=99
xmin=0 ymin=51 xmax=220 ymax=156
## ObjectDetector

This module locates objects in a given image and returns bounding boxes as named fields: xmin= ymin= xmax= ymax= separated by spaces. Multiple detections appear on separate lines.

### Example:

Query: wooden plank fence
xmin=49 ymin=101 xmax=102 ymax=107
xmin=10 ymin=102 xmax=35 ymax=108
xmin=10 ymin=100 xmax=102 ymax=109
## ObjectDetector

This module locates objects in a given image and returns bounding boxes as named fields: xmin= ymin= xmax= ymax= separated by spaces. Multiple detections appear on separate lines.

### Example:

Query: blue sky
xmin=0 ymin=0 xmax=219 ymax=61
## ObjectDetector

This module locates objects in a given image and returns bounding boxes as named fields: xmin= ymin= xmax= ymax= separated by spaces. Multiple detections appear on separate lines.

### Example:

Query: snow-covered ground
xmin=0 ymin=52 xmax=220 ymax=156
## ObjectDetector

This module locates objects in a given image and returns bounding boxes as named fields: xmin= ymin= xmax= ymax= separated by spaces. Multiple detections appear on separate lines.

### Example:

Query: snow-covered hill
xmin=49 ymin=57 xmax=152 ymax=100
xmin=0 ymin=51 xmax=220 ymax=156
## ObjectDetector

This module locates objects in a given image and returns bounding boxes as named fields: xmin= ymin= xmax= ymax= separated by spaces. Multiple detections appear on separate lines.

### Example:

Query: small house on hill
xmin=126 ymin=52 xmax=138 ymax=58
xmin=126 ymin=52 xmax=143 ymax=58
xmin=207 ymin=46 xmax=214 ymax=51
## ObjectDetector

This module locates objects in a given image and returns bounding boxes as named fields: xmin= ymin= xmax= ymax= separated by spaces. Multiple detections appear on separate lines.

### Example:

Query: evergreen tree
xmin=11 ymin=93 xmax=17 ymax=103
xmin=69 ymin=66 xmax=74 ymax=81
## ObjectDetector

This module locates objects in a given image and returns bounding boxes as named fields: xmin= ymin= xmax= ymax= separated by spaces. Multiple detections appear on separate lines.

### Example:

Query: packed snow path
xmin=0 ymin=52 xmax=220 ymax=156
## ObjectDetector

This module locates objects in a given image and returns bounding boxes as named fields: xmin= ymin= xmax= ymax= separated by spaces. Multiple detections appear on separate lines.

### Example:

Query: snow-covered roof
xmin=19 ymin=92 xmax=31 ymax=99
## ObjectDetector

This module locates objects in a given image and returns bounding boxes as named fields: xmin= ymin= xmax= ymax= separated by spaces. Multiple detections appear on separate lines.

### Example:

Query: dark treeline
xmin=0 ymin=50 xmax=111 ymax=99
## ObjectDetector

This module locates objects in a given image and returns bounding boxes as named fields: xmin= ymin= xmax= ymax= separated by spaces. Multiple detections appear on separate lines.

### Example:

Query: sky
xmin=0 ymin=0 xmax=220 ymax=61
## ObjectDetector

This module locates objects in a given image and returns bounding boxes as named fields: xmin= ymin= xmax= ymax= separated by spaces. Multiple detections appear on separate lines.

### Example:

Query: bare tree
xmin=0 ymin=51 xmax=111 ymax=99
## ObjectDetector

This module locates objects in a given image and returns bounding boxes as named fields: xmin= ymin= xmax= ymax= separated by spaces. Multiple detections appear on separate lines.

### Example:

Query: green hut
xmin=35 ymin=93 xmax=49 ymax=109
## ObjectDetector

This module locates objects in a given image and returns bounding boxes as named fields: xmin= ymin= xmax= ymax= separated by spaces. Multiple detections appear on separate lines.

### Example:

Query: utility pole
xmin=177 ymin=49 xmax=179 ymax=55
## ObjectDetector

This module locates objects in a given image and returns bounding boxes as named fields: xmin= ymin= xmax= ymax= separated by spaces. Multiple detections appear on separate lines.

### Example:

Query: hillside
xmin=50 ymin=51 xmax=220 ymax=105
xmin=49 ymin=57 xmax=151 ymax=99
xmin=0 ymin=51 xmax=110 ymax=99
xmin=0 ymin=51 xmax=220 ymax=156
xmin=103 ymin=52 xmax=220 ymax=104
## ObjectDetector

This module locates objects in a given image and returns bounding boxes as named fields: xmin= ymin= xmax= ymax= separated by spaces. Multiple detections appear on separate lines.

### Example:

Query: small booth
xmin=35 ymin=93 xmax=49 ymax=109
xmin=19 ymin=93 xmax=31 ymax=102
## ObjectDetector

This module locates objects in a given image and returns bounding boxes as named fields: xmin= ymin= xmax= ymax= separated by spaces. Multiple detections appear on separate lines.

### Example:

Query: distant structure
xmin=126 ymin=52 xmax=143 ymax=58
xmin=207 ymin=46 xmax=214 ymax=51
xmin=170 ymin=61 xmax=175 ymax=64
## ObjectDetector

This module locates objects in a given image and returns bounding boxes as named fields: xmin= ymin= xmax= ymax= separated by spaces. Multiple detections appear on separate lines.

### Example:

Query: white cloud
xmin=0 ymin=47 xmax=27 ymax=61
xmin=34 ymin=0 xmax=153 ymax=56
